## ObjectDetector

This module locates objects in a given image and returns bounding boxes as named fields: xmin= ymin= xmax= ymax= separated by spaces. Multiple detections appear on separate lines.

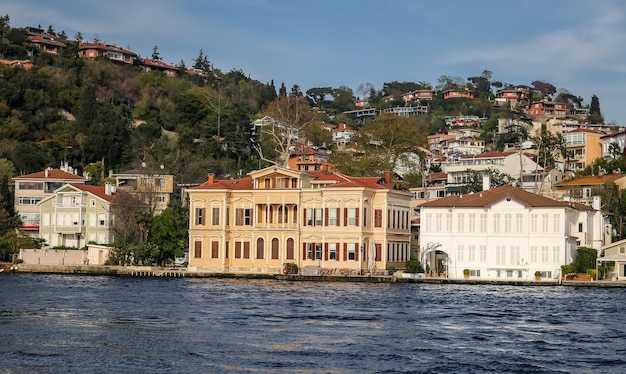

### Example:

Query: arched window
xmin=271 ymin=238 xmax=279 ymax=259
xmin=256 ymin=237 xmax=264 ymax=259
xmin=286 ymin=238 xmax=295 ymax=260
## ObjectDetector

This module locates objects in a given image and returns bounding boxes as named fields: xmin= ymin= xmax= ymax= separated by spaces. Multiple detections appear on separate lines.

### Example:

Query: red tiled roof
xmin=14 ymin=169 xmax=86 ymax=181
xmin=419 ymin=185 xmax=566 ymax=208
xmin=564 ymin=128 xmax=605 ymax=135
xmin=70 ymin=184 xmax=115 ymax=202
xmin=427 ymin=172 xmax=447 ymax=180
xmin=189 ymin=176 xmax=254 ymax=190
xmin=554 ymin=174 xmax=624 ymax=187
xmin=459 ymin=151 xmax=514 ymax=159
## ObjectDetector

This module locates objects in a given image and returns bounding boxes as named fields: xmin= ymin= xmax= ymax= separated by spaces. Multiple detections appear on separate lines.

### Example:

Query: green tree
xmin=148 ymin=209 xmax=187 ymax=265
xmin=575 ymin=247 xmax=597 ymax=274
xmin=460 ymin=168 xmax=516 ymax=194
xmin=253 ymin=95 xmax=317 ymax=167
xmin=588 ymin=94 xmax=604 ymax=123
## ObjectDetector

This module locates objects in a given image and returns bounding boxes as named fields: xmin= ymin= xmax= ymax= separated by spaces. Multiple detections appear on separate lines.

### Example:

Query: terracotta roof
xmin=459 ymin=151 xmax=514 ymax=159
xmin=190 ymin=171 xmax=401 ymax=191
xmin=71 ymin=184 xmax=115 ymax=202
xmin=14 ymin=169 xmax=86 ymax=181
xmin=564 ymin=128 xmax=605 ymax=135
xmin=554 ymin=174 xmax=624 ymax=187
xmin=427 ymin=172 xmax=447 ymax=180
xmin=419 ymin=185 xmax=566 ymax=208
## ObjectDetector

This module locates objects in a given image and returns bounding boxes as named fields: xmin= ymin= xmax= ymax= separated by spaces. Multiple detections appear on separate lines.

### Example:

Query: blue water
xmin=1 ymin=274 xmax=625 ymax=373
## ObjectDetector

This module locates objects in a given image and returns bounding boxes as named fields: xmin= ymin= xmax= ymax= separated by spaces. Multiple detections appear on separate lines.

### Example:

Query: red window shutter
xmin=343 ymin=243 xmax=347 ymax=261
xmin=344 ymin=208 xmax=348 ymax=226
xmin=324 ymin=208 xmax=329 ymax=226
xmin=194 ymin=241 xmax=202 ymax=258
xmin=336 ymin=243 xmax=340 ymax=260
xmin=355 ymin=208 xmax=359 ymax=226
xmin=211 ymin=241 xmax=219 ymax=258
xmin=363 ymin=208 xmax=366 ymax=227
xmin=354 ymin=243 xmax=359 ymax=261
xmin=303 ymin=208 xmax=307 ymax=226
xmin=225 ymin=241 xmax=229 ymax=259
xmin=335 ymin=208 xmax=340 ymax=226
xmin=375 ymin=243 xmax=382 ymax=261
xmin=244 ymin=242 xmax=250 ymax=259
xmin=303 ymin=243 xmax=307 ymax=260
xmin=324 ymin=243 xmax=328 ymax=261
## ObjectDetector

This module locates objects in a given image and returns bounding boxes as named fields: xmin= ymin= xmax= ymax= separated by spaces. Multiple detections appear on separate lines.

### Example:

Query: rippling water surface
xmin=1 ymin=274 xmax=625 ymax=373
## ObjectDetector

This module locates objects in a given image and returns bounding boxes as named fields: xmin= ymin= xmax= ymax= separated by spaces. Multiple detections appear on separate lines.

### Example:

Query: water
xmin=1 ymin=274 xmax=625 ymax=374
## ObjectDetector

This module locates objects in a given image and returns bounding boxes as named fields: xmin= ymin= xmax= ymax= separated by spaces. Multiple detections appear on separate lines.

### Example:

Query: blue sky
xmin=4 ymin=0 xmax=626 ymax=123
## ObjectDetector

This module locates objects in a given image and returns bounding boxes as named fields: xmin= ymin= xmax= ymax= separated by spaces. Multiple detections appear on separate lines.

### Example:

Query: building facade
xmin=13 ymin=166 xmax=87 ymax=237
xmin=187 ymin=167 xmax=411 ymax=275
xmin=38 ymin=184 xmax=116 ymax=248
xmin=110 ymin=169 xmax=174 ymax=215
xmin=419 ymin=184 xmax=608 ymax=280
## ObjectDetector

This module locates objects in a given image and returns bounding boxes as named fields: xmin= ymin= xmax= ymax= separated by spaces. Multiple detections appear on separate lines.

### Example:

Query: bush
xmin=561 ymin=263 xmax=577 ymax=275
xmin=463 ymin=269 xmax=470 ymax=276
xmin=405 ymin=259 xmax=424 ymax=273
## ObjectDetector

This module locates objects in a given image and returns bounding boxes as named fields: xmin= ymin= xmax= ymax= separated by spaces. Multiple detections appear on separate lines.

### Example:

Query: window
xmin=541 ymin=246 xmax=549 ymax=262
xmin=155 ymin=178 xmax=165 ymax=187
xmin=347 ymin=243 xmax=356 ymax=260
xmin=468 ymin=245 xmax=475 ymax=262
xmin=194 ymin=241 xmax=202 ymax=258
xmin=286 ymin=238 xmax=295 ymax=260
xmin=457 ymin=213 xmax=464 ymax=232
xmin=374 ymin=209 xmax=383 ymax=227
xmin=236 ymin=208 xmax=252 ymax=226
xmin=480 ymin=245 xmax=487 ymax=262
xmin=212 ymin=207 xmax=220 ymax=225
xmin=315 ymin=208 xmax=323 ymax=226
xmin=541 ymin=214 xmax=549 ymax=233
xmin=195 ymin=208 xmax=205 ymax=225
xmin=347 ymin=208 xmax=357 ymax=226
xmin=329 ymin=243 xmax=337 ymax=260
xmin=470 ymin=269 xmax=480 ymax=277
xmin=578 ymin=222 xmax=583 ymax=232
xmin=493 ymin=213 xmax=500 ymax=233
xmin=457 ymin=245 xmax=464 ymax=262
xmin=211 ymin=241 xmax=219 ymax=258
xmin=18 ymin=182 xmax=43 ymax=190
xmin=235 ymin=242 xmax=242 ymax=258
xmin=480 ymin=213 xmax=487 ymax=232
xmin=18 ymin=197 xmax=42 ymax=205
xmin=271 ymin=238 xmax=279 ymax=259
xmin=530 ymin=214 xmax=538 ymax=232
xmin=496 ymin=245 xmax=506 ymax=265
xmin=243 ymin=242 xmax=250 ymax=259
xmin=530 ymin=246 xmax=538 ymax=262
xmin=256 ymin=238 xmax=264 ymax=259
xmin=469 ymin=213 xmax=475 ymax=232
xmin=504 ymin=214 xmax=512 ymax=232
xmin=516 ymin=214 xmax=523 ymax=232
xmin=436 ymin=190 xmax=445 ymax=198
xmin=329 ymin=208 xmax=338 ymax=226
xmin=553 ymin=214 xmax=560 ymax=232
xmin=315 ymin=243 xmax=322 ymax=260
xmin=90 ymin=199 xmax=96 ymax=207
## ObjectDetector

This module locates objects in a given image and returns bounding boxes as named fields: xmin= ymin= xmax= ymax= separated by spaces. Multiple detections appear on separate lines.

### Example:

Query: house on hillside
xmin=78 ymin=42 xmax=137 ymax=64
xmin=288 ymin=144 xmax=334 ymax=172
xmin=442 ymin=151 xmax=544 ymax=193
xmin=38 ymin=183 xmax=117 ymax=248
xmin=553 ymin=174 xmax=626 ymax=205
xmin=443 ymin=89 xmax=474 ymax=100
xmin=418 ymin=182 xmax=609 ymax=280
xmin=140 ymin=58 xmax=178 ymax=76
xmin=561 ymin=128 xmax=604 ymax=173
xmin=186 ymin=167 xmax=411 ymax=275
xmin=600 ymin=129 xmax=626 ymax=160
xmin=13 ymin=164 xmax=87 ymax=237
xmin=110 ymin=169 xmax=175 ymax=215
xmin=26 ymin=26 xmax=66 ymax=55
xmin=526 ymin=100 xmax=568 ymax=119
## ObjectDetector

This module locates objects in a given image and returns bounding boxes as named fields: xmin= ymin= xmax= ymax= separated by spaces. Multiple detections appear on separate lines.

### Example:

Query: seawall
xmin=4 ymin=264 xmax=626 ymax=287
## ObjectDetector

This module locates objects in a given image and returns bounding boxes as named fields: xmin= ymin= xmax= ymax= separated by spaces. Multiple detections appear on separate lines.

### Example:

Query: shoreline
xmin=3 ymin=263 xmax=626 ymax=287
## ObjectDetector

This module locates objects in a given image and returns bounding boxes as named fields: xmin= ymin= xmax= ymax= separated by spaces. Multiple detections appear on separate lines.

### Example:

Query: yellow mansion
xmin=187 ymin=167 xmax=411 ymax=275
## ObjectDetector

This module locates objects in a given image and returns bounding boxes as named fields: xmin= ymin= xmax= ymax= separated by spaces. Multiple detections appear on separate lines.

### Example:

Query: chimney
xmin=592 ymin=195 xmax=601 ymax=211
xmin=208 ymin=173 xmax=215 ymax=185
xmin=385 ymin=170 xmax=392 ymax=183
xmin=44 ymin=169 xmax=49 ymax=178
xmin=482 ymin=175 xmax=490 ymax=191
xmin=105 ymin=183 xmax=111 ymax=196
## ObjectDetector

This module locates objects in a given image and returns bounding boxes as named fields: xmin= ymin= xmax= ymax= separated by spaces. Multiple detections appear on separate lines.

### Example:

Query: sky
xmin=4 ymin=0 xmax=626 ymax=123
